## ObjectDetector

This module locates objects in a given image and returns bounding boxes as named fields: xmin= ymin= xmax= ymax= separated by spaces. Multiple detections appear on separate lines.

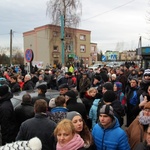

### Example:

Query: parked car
xmin=11 ymin=89 xmax=60 ymax=109
xmin=88 ymin=63 xmax=105 ymax=70
xmin=106 ymin=62 xmax=124 ymax=68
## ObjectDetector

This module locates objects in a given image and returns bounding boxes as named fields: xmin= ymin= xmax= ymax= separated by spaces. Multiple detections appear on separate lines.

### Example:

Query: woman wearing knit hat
xmin=126 ymin=101 xmax=150 ymax=150
xmin=92 ymin=104 xmax=130 ymax=150
xmin=66 ymin=111 xmax=95 ymax=150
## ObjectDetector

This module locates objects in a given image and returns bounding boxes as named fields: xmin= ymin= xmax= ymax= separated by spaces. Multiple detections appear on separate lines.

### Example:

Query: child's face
xmin=89 ymin=90 xmax=97 ymax=97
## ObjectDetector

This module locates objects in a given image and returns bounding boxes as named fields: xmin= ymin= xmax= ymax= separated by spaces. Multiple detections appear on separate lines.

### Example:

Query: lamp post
xmin=60 ymin=0 xmax=65 ymax=66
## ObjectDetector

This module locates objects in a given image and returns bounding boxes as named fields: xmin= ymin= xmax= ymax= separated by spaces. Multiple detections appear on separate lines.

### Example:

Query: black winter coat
xmin=16 ymin=113 xmax=56 ymax=150
xmin=66 ymin=98 xmax=87 ymax=122
xmin=9 ymin=82 xmax=21 ymax=93
xmin=32 ymin=93 xmax=50 ymax=105
xmin=14 ymin=102 xmax=34 ymax=129
xmin=22 ymin=80 xmax=35 ymax=91
xmin=0 ymin=92 xmax=17 ymax=145
xmin=111 ymin=100 xmax=125 ymax=126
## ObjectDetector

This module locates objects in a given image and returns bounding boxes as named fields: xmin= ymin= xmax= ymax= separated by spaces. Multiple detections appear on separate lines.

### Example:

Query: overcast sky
xmin=0 ymin=0 xmax=150 ymax=52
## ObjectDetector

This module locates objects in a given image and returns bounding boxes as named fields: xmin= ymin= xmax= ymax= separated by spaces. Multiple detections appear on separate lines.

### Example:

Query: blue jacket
xmin=92 ymin=117 xmax=130 ymax=150
xmin=89 ymin=99 xmax=100 ymax=128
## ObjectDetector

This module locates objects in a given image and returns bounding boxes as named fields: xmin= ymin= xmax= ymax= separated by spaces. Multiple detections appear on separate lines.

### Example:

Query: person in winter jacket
xmin=92 ymin=104 xmax=130 ymax=150
xmin=65 ymin=90 xmax=87 ymax=123
xmin=103 ymin=90 xmax=125 ymax=126
xmin=48 ymin=96 xmax=68 ymax=123
xmin=113 ymin=82 xmax=126 ymax=106
xmin=126 ymin=78 xmax=139 ymax=127
xmin=134 ymin=124 xmax=150 ymax=150
xmin=9 ymin=75 xmax=20 ymax=93
xmin=14 ymin=93 xmax=34 ymax=131
xmin=32 ymin=84 xmax=49 ymax=105
xmin=82 ymin=87 xmax=97 ymax=115
xmin=35 ymin=75 xmax=47 ymax=89
xmin=66 ymin=111 xmax=96 ymax=150
xmin=0 ymin=85 xmax=18 ymax=145
xmin=126 ymin=102 xmax=150 ymax=149
xmin=79 ymin=72 xmax=91 ymax=98
xmin=22 ymin=74 xmax=35 ymax=91
xmin=16 ymin=99 xmax=56 ymax=150
xmin=89 ymin=98 xmax=100 ymax=129
xmin=96 ymin=82 xmax=113 ymax=121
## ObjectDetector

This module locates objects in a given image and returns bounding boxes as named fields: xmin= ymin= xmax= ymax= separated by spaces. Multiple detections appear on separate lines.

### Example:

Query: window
xmin=65 ymin=44 xmax=71 ymax=52
xmin=53 ymin=31 xmax=58 ymax=37
xmin=65 ymin=33 xmax=71 ymax=38
xmin=80 ymin=35 xmax=86 ymax=40
xmin=80 ymin=45 xmax=86 ymax=53
xmin=53 ymin=46 xmax=58 ymax=51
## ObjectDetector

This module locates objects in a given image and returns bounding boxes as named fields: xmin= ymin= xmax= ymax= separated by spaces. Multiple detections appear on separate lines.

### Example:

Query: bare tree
xmin=46 ymin=0 xmax=82 ymax=64
xmin=46 ymin=0 xmax=82 ymax=28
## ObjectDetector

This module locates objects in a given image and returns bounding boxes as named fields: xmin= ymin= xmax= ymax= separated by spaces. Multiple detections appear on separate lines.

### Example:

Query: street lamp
xmin=60 ymin=0 xmax=65 ymax=66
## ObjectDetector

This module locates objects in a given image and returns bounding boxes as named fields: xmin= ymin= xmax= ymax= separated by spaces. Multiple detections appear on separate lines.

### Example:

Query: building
xmin=105 ymin=51 xmax=119 ymax=61
xmin=23 ymin=24 xmax=97 ymax=68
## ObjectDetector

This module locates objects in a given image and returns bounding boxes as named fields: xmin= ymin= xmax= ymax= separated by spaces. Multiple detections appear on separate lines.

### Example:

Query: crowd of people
xmin=1 ymin=62 xmax=150 ymax=149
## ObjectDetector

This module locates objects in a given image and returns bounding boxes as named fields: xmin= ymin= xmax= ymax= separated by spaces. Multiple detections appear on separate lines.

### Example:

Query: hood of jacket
xmin=0 ymin=92 xmax=13 ymax=104
xmin=51 ymin=107 xmax=68 ymax=113
xmin=93 ymin=99 xmax=100 ymax=106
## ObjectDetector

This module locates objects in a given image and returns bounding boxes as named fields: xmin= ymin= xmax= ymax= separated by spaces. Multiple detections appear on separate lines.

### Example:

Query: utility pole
xmin=10 ymin=29 xmax=12 ymax=65
xmin=60 ymin=0 xmax=65 ymax=66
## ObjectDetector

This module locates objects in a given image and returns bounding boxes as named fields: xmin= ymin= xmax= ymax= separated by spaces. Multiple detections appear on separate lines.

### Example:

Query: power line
xmin=0 ymin=33 xmax=9 ymax=35
xmin=82 ymin=0 xmax=135 ymax=21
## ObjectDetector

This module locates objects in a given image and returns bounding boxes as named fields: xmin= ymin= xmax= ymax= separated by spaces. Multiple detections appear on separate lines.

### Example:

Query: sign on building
xmin=110 ymin=54 xmax=117 ymax=60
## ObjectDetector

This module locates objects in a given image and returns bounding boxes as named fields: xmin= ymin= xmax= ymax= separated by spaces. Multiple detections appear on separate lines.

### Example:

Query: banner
xmin=32 ymin=61 xmax=43 ymax=68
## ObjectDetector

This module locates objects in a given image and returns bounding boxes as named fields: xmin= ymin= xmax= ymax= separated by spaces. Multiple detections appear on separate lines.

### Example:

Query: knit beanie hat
xmin=94 ymin=75 xmax=101 ymax=81
xmin=103 ymin=82 xmax=113 ymax=91
xmin=0 ymin=137 xmax=42 ymax=150
xmin=130 ymin=78 xmax=138 ymax=84
xmin=103 ymin=90 xmax=116 ymax=102
xmin=144 ymin=69 xmax=150 ymax=76
xmin=144 ymin=102 xmax=150 ymax=109
xmin=65 ymin=90 xmax=77 ymax=99
xmin=49 ymin=98 xmax=56 ymax=108
xmin=66 ymin=111 xmax=82 ymax=121
xmin=37 ymin=84 xmax=47 ymax=93
xmin=99 ymin=105 xmax=114 ymax=119
xmin=0 ymin=85 xmax=9 ymax=96
xmin=111 ymin=74 xmax=116 ymax=79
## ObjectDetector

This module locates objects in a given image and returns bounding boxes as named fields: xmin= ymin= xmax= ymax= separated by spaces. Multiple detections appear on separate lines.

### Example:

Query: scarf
xmin=139 ymin=111 xmax=150 ymax=125
xmin=142 ymin=77 xmax=150 ymax=84
xmin=57 ymin=133 xmax=84 ymax=150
